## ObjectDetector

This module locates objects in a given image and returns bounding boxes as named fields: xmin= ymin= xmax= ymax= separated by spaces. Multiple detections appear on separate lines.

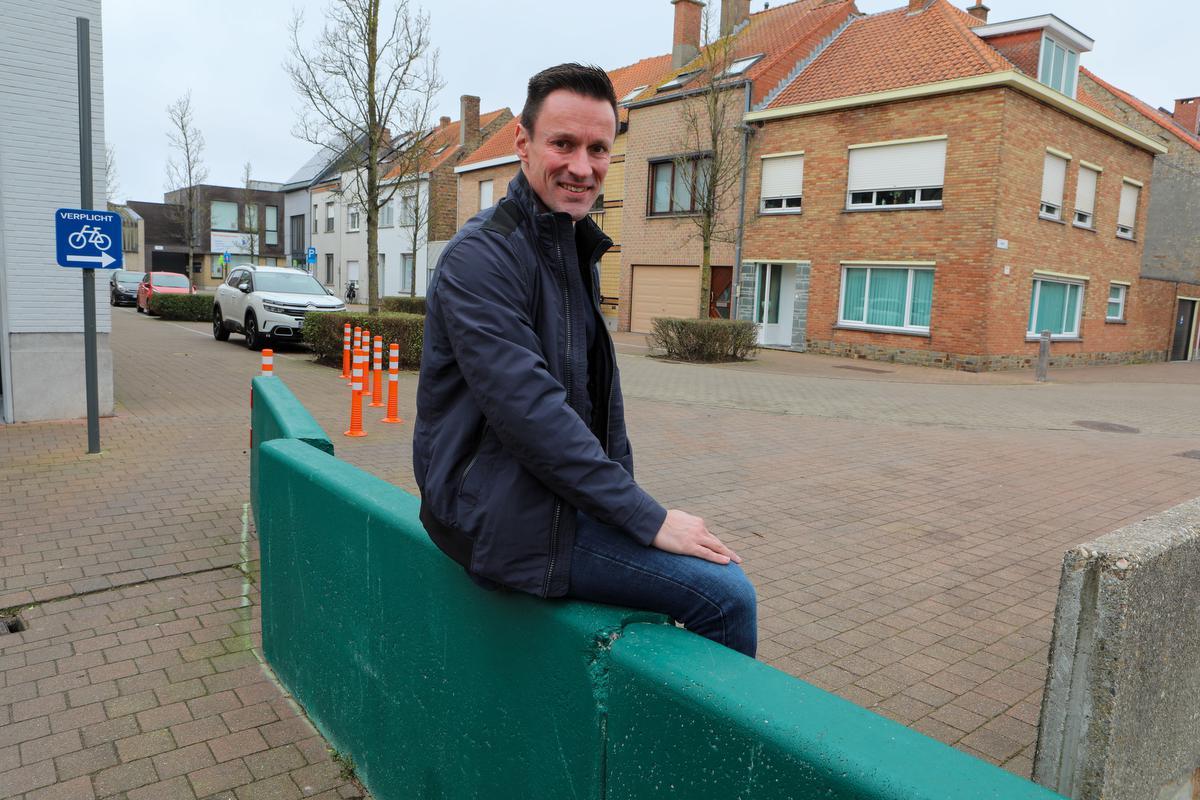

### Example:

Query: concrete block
xmin=8 ymin=332 xmax=113 ymax=421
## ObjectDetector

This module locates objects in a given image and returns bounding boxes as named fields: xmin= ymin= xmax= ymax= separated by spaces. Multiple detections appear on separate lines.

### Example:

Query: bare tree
xmin=240 ymin=162 xmax=260 ymax=261
xmin=105 ymin=144 xmax=121 ymax=203
xmin=672 ymin=11 xmax=745 ymax=318
xmin=286 ymin=0 xmax=442 ymax=313
xmin=165 ymin=92 xmax=208 ymax=278
xmin=398 ymin=180 xmax=427 ymax=297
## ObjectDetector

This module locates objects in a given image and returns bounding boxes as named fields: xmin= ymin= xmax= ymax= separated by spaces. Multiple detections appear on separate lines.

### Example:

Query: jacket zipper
xmin=458 ymin=423 xmax=489 ymax=494
xmin=543 ymin=225 xmax=570 ymax=596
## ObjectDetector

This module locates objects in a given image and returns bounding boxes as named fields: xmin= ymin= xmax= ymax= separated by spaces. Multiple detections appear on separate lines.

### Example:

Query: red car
xmin=136 ymin=271 xmax=194 ymax=315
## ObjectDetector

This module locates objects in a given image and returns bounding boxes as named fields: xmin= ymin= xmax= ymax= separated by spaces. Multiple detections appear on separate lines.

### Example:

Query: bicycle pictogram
xmin=67 ymin=225 xmax=113 ymax=251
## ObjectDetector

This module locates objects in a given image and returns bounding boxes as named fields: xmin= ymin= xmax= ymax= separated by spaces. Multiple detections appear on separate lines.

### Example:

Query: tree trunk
xmin=698 ymin=238 xmax=712 ymax=319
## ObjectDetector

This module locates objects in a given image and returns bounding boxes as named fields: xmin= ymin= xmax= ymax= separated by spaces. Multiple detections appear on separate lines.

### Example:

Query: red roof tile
xmin=1079 ymin=67 xmax=1200 ymax=153
xmin=768 ymin=0 xmax=1012 ymax=109
xmin=456 ymin=117 xmax=519 ymax=170
xmin=385 ymin=108 xmax=508 ymax=179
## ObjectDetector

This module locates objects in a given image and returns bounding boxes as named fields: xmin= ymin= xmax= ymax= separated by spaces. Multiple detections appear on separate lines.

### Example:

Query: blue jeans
xmin=567 ymin=512 xmax=758 ymax=658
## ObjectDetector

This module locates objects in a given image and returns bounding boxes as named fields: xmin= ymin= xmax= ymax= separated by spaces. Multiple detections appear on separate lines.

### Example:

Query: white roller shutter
xmin=1118 ymin=182 xmax=1139 ymax=228
xmin=761 ymin=155 xmax=804 ymax=199
xmin=847 ymin=139 xmax=946 ymax=191
xmin=1075 ymin=166 xmax=1097 ymax=215
xmin=1041 ymin=153 xmax=1067 ymax=208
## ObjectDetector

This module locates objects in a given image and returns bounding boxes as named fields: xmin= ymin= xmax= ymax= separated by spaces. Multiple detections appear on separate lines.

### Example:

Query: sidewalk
xmin=1 ymin=309 xmax=1198 ymax=796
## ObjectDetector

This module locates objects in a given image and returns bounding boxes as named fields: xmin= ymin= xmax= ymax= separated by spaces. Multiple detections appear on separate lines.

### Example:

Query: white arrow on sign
xmin=66 ymin=252 xmax=116 ymax=268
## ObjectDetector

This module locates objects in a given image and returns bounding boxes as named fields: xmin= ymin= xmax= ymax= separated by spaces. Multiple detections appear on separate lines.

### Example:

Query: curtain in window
xmin=1031 ymin=280 xmax=1080 ymax=335
xmin=842 ymin=268 xmax=867 ymax=322
xmin=672 ymin=161 xmax=693 ymax=212
xmin=909 ymin=270 xmax=934 ymax=328
xmin=865 ymin=268 xmax=907 ymax=327
xmin=653 ymin=164 xmax=672 ymax=213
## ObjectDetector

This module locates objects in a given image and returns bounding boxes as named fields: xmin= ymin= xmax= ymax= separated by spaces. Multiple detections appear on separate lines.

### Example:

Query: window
xmin=720 ymin=55 xmax=761 ymax=78
xmin=846 ymin=138 xmax=946 ymax=210
xmin=325 ymin=253 xmax=333 ymax=284
xmin=658 ymin=70 xmax=700 ymax=91
xmin=325 ymin=202 xmax=335 ymax=233
xmin=290 ymin=214 xmax=305 ymax=254
xmin=1117 ymin=180 xmax=1140 ymax=239
xmin=1107 ymin=284 xmax=1127 ymax=321
xmin=400 ymin=194 xmax=416 ymax=224
xmin=1028 ymin=278 xmax=1083 ymax=338
xmin=839 ymin=266 xmax=934 ymax=333
xmin=211 ymin=258 xmax=224 ymax=279
xmin=1040 ymin=152 xmax=1068 ymax=220
xmin=226 ymin=269 xmax=245 ymax=287
xmin=401 ymin=253 xmax=415 ymax=293
xmin=348 ymin=206 xmax=360 ymax=232
xmin=760 ymin=154 xmax=803 ymax=213
xmin=649 ymin=157 xmax=710 ymax=215
xmin=1073 ymin=164 xmax=1098 ymax=228
xmin=619 ymin=85 xmax=648 ymax=105
xmin=379 ymin=200 xmax=394 ymax=228
xmin=265 ymin=206 xmax=278 ymax=245
xmin=244 ymin=204 xmax=258 ymax=231
xmin=211 ymin=201 xmax=238 ymax=231
xmin=1039 ymin=35 xmax=1078 ymax=97
xmin=479 ymin=179 xmax=494 ymax=210
xmin=312 ymin=204 xmax=318 ymax=234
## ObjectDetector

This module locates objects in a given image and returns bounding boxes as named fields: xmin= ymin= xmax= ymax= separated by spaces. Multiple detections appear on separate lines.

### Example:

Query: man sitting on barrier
xmin=413 ymin=63 xmax=756 ymax=657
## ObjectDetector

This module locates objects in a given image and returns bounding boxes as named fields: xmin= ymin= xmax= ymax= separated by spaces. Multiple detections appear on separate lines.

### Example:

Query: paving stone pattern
xmin=1 ymin=308 xmax=1198 ymax=796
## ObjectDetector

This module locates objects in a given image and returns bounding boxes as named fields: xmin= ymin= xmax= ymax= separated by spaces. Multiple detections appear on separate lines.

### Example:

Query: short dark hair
xmin=520 ymin=63 xmax=618 ymax=135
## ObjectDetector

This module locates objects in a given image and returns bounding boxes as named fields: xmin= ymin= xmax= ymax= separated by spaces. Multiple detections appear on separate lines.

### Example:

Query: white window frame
xmin=658 ymin=70 xmax=700 ymax=91
xmin=379 ymin=200 xmax=394 ymax=228
xmin=845 ymin=138 xmax=946 ymax=211
xmin=1028 ymin=277 xmax=1085 ymax=340
xmin=719 ymin=54 xmax=762 ymax=78
xmin=1038 ymin=34 xmax=1079 ymax=97
xmin=347 ymin=206 xmax=361 ymax=233
xmin=619 ymin=85 xmax=648 ymax=105
xmin=759 ymin=152 xmax=804 ymax=214
xmin=325 ymin=202 xmax=335 ymax=233
xmin=1117 ymin=179 xmax=1140 ymax=240
xmin=1040 ymin=150 xmax=1070 ymax=221
xmin=1073 ymin=162 xmax=1100 ymax=229
xmin=479 ymin=179 xmax=494 ymax=210
xmin=837 ymin=265 xmax=935 ymax=334
xmin=1107 ymin=283 xmax=1128 ymax=321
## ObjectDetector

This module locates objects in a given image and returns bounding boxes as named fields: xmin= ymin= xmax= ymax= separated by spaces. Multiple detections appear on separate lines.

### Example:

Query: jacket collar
xmin=505 ymin=170 xmax=611 ymax=259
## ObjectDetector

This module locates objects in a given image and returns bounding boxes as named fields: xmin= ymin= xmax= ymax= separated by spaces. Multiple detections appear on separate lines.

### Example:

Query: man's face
xmin=515 ymin=90 xmax=615 ymax=222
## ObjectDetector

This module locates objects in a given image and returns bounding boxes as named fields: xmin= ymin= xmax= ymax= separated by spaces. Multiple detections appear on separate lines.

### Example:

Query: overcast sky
xmin=102 ymin=0 xmax=1194 ymax=204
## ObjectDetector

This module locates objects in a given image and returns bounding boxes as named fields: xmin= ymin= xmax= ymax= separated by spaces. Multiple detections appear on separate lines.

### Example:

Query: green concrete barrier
xmin=250 ymin=378 xmax=1065 ymax=800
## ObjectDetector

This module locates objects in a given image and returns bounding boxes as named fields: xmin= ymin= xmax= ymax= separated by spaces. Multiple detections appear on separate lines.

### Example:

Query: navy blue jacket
xmin=413 ymin=172 xmax=667 ymax=598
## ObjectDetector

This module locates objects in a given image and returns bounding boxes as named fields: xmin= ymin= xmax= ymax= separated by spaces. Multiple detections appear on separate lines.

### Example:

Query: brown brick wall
xmin=983 ymin=30 xmax=1042 ymax=78
xmin=455 ymin=162 xmax=519 ymax=230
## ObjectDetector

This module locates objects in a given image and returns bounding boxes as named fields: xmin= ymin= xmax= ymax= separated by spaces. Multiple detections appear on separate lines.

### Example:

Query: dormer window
xmin=719 ymin=55 xmax=762 ymax=78
xmin=658 ymin=70 xmax=700 ymax=92
xmin=1038 ymin=35 xmax=1078 ymax=96
xmin=620 ymin=85 xmax=648 ymax=105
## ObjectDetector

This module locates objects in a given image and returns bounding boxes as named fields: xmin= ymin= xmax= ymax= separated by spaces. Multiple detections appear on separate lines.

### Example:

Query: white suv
xmin=213 ymin=266 xmax=345 ymax=350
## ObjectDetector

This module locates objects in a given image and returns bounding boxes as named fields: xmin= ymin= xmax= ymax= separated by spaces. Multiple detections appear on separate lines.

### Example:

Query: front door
xmin=1171 ymin=299 xmax=1196 ymax=361
xmin=709 ymin=266 xmax=732 ymax=319
xmin=753 ymin=263 xmax=795 ymax=346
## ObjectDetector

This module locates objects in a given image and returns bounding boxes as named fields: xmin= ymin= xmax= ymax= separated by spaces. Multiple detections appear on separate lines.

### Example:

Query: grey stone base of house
xmin=805 ymin=339 xmax=1168 ymax=372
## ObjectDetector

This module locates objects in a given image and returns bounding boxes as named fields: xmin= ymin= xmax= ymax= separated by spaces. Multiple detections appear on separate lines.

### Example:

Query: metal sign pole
xmin=77 ymin=16 xmax=100 ymax=454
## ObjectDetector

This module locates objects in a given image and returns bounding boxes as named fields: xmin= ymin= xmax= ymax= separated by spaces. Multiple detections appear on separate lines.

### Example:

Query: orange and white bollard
xmin=382 ymin=343 xmax=404 ymax=424
xmin=261 ymin=349 xmax=274 ymax=376
xmin=339 ymin=323 xmax=352 ymax=379
xmin=349 ymin=327 xmax=362 ymax=385
xmin=345 ymin=348 xmax=367 ymax=438
xmin=370 ymin=336 xmax=384 ymax=408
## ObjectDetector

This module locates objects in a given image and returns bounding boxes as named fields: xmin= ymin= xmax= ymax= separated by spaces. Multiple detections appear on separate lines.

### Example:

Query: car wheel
xmin=136 ymin=300 xmax=143 ymax=314
xmin=213 ymin=306 xmax=230 ymax=341
xmin=244 ymin=312 xmax=263 ymax=351
xmin=110 ymin=291 xmax=117 ymax=307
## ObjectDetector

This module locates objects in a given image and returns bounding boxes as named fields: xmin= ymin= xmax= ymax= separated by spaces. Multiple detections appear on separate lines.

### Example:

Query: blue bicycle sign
xmin=55 ymin=208 xmax=123 ymax=269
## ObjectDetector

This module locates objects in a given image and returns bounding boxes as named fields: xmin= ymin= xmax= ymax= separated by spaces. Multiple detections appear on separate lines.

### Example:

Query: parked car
xmin=213 ymin=265 xmax=345 ymax=350
xmin=109 ymin=269 xmax=142 ymax=306
xmin=136 ymin=271 xmax=194 ymax=315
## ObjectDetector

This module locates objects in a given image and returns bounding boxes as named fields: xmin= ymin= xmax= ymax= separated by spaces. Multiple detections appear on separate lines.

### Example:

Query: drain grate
xmin=833 ymin=365 xmax=893 ymax=374
xmin=1073 ymin=420 xmax=1140 ymax=434
xmin=0 ymin=615 xmax=27 ymax=634
xmin=1178 ymin=450 xmax=1200 ymax=460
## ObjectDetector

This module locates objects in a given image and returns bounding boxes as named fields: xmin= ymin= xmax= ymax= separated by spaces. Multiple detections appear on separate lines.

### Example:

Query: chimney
xmin=966 ymin=0 xmax=989 ymax=22
xmin=720 ymin=0 xmax=751 ymax=37
xmin=1173 ymin=97 xmax=1200 ymax=136
xmin=439 ymin=116 xmax=451 ymax=130
xmin=459 ymin=95 xmax=481 ymax=150
xmin=907 ymin=0 xmax=930 ymax=12
xmin=671 ymin=0 xmax=703 ymax=69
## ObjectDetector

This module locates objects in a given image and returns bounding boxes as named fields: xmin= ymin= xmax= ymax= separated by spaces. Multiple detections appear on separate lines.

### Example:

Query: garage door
xmin=631 ymin=265 xmax=699 ymax=333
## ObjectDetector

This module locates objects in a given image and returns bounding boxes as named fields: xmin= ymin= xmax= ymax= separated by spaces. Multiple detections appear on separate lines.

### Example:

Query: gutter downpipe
xmin=731 ymin=80 xmax=752 ymax=322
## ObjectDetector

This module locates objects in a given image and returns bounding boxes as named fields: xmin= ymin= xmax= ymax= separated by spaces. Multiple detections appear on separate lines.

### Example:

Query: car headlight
xmin=263 ymin=303 xmax=287 ymax=314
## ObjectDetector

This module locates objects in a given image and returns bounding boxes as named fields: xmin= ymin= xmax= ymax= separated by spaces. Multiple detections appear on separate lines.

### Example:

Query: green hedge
xmin=380 ymin=296 xmax=426 ymax=315
xmin=302 ymin=312 xmax=423 ymax=369
xmin=648 ymin=318 xmax=759 ymax=362
xmin=150 ymin=293 xmax=214 ymax=321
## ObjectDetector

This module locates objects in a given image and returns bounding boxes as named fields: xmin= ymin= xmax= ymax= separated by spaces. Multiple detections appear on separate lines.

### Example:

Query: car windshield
xmin=114 ymin=270 xmax=140 ymax=284
xmin=153 ymin=273 xmax=190 ymax=288
xmin=254 ymin=273 xmax=328 ymax=295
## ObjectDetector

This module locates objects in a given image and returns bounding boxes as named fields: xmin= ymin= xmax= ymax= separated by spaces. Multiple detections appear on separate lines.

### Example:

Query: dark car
xmin=109 ymin=269 xmax=142 ymax=306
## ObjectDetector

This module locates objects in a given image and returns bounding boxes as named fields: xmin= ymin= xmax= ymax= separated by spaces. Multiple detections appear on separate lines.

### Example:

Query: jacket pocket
xmin=458 ymin=423 xmax=491 ymax=503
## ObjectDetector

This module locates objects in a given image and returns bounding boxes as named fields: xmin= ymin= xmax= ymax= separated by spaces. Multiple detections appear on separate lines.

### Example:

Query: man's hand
xmin=651 ymin=510 xmax=742 ymax=565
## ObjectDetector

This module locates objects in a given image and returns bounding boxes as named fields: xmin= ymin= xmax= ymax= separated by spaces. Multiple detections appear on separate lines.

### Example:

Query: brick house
xmin=733 ymin=0 xmax=1175 ymax=370
xmin=1077 ymin=69 xmax=1200 ymax=361
xmin=454 ymin=55 xmax=675 ymax=328
xmin=619 ymin=0 xmax=857 ymax=332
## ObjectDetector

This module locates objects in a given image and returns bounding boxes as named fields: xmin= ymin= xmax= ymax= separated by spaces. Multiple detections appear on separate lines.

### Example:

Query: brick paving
xmin=1 ymin=308 xmax=1198 ymax=795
